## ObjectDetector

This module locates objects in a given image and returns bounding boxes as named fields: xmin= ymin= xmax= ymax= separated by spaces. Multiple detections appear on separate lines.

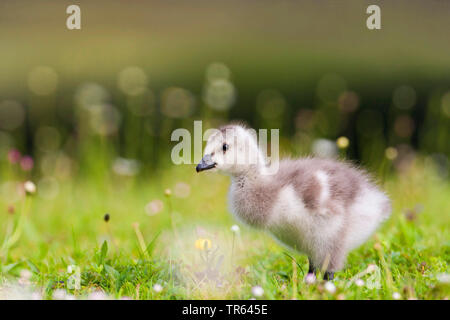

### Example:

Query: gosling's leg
xmin=304 ymin=258 xmax=317 ymax=283
xmin=324 ymin=271 xmax=334 ymax=281
xmin=323 ymin=248 xmax=345 ymax=281
xmin=307 ymin=258 xmax=316 ymax=275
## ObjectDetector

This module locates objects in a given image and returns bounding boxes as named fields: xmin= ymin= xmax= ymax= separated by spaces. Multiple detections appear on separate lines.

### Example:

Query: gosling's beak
xmin=196 ymin=154 xmax=216 ymax=172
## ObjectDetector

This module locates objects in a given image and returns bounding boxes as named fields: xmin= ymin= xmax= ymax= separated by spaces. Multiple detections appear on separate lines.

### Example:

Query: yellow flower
xmin=336 ymin=136 xmax=349 ymax=149
xmin=385 ymin=147 xmax=398 ymax=160
xmin=195 ymin=238 xmax=212 ymax=250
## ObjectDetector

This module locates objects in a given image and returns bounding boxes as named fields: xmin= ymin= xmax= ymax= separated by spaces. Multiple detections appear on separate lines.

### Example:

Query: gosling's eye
xmin=222 ymin=143 xmax=229 ymax=152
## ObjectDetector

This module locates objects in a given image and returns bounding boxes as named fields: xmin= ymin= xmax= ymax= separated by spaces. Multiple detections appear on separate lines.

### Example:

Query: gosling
xmin=196 ymin=124 xmax=391 ymax=280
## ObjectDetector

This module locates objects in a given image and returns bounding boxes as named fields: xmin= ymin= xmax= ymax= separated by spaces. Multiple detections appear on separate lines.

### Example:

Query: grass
xmin=0 ymin=0 xmax=448 ymax=302
xmin=0 ymin=155 xmax=448 ymax=300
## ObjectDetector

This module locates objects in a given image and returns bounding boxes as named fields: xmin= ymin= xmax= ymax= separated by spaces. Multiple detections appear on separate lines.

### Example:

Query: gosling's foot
xmin=324 ymin=271 xmax=334 ymax=281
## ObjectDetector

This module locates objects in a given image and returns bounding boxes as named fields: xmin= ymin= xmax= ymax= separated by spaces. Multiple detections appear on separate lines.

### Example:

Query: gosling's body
xmin=228 ymin=158 xmax=391 ymax=276
xmin=196 ymin=124 xmax=391 ymax=279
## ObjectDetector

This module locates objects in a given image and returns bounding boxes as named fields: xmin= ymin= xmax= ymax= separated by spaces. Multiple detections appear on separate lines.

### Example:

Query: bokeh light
xmin=338 ymin=91 xmax=360 ymax=113
xmin=174 ymin=182 xmax=191 ymax=198
xmin=0 ymin=132 xmax=13 ymax=159
xmin=112 ymin=157 xmax=141 ymax=176
xmin=425 ymin=153 xmax=449 ymax=179
xmin=441 ymin=91 xmax=450 ymax=117
xmin=89 ymin=104 xmax=121 ymax=136
xmin=161 ymin=87 xmax=195 ymax=118
xmin=336 ymin=136 xmax=350 ymax=149
xmin=392 ymin=144 xmax=416 ymax=173
xmin=394 ymin=115 xmax=415 ymax=138
xmin=393 ymin=85 xmax=416 ymax=110
xmin=75 ymin=83 xmax=110 ymax=109
xmin=203 ymin=79 xmax=236 ymax=111
xmin=40 ymin=152 xmax=73 ymax=178
xmin=27 ymin=66 xmax=58 ymax=95
xmin=256 ymin=90 xmax=286 ymax=120
xmin=1 ymin=181 xmax=23 ymax=203
xmin=385 ymin=147 xmax=398 ymax=160
xmin=20 ymin=156 xmax=34 ymax=171
xmin=295 ymin=109 xmax=315 ymax=131
xmin=145 ymin=199 xmax=164 ymax=216
xmin=37 ymin=176 xmax=59 ymax=200
xmin=35 ymin=126 xmax=61 ymax=152
xmin=312 ymin=138 xmax=338 ymax=158
xmin=0 ymin=100 xmax=25 ymax=131
xmin=117 ymin=66 xmax=148 ymax=96
xmin=126 ymin=89 xmax=156 ymax=117
xmin=206 ymin=62 xmax=231 ymax=82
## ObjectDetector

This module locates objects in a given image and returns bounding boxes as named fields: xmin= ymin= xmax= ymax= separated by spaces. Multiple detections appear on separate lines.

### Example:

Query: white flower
xmin=20 ymin=269 xmax=32 ymax=280
xmin=366 ymin=264 xmax=377 ymax=273
xmin=31 ymin=292 xmax=42 ymax=300
xmin=355 ymin=279 xmax=365 ymax=287
xmin=24 ymin=181 xmax=36 ymax=194
xmin=52 ymin=289 xmax=66 ymax=300
xmin=392 ymin=292 xmax=401 ymax=300
xmin=67 ymin=265 xmax=73 ymax=274
xmin=153 ymin=284 xmax=163 ymax=293
xmin=231 ymin=225 xmax=240 ymax=233
xmin=437 ymin=273 xmax=450 ymax=284
xmin=18 ymin=278 xmax=31 ymax=286
xmin=251 ymin=285 xmax=264 ymax=297
xmin=324 ymin=281 xmax=336 ymax=294
xmin=88 ymin=290 xmax=108 ymax=300
xmin=305 ymin=273 xmax=316 ymax=285
xmin=18 ymin=270 xmax=32 ymax=286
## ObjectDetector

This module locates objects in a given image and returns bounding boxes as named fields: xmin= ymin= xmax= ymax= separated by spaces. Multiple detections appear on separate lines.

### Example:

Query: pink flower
xmin=7 ymin=149 xmax=21 ymax=164
xmin=20 ymin=155 xmax=34 ymax=171
xmin=305 ymin=273 xmax=316 ymax=285
xmin=145 ymin=200 xmax=164 ymax=216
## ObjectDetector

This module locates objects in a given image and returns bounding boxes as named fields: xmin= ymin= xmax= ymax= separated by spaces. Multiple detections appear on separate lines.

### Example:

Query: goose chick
xmin=196 ymin=124 xmax=391 ymax=280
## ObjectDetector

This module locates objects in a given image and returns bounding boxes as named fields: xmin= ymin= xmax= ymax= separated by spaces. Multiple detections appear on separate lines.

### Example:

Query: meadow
xmin=0 ymin=146 xmax=448 ymax=300
xmin=0 ymin=0 xmax=449 ymax=300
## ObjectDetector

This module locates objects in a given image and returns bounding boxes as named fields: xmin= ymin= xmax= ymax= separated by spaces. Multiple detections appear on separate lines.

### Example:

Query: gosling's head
xmin=196 ymin=124 xmax=266 ymax=176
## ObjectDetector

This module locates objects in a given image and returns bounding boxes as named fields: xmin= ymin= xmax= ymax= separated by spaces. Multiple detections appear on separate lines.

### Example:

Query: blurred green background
xmin=0 ymin=0 xmax=449 ymax=175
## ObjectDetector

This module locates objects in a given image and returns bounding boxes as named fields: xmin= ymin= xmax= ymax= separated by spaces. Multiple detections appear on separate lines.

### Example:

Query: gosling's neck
xmin=228 ymin=163 xmax=274 ymax=229
xmin=230 ymin=163 xmax=269 ymax=187
xmin=229 ymin=148 xmax=272 ymax=185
